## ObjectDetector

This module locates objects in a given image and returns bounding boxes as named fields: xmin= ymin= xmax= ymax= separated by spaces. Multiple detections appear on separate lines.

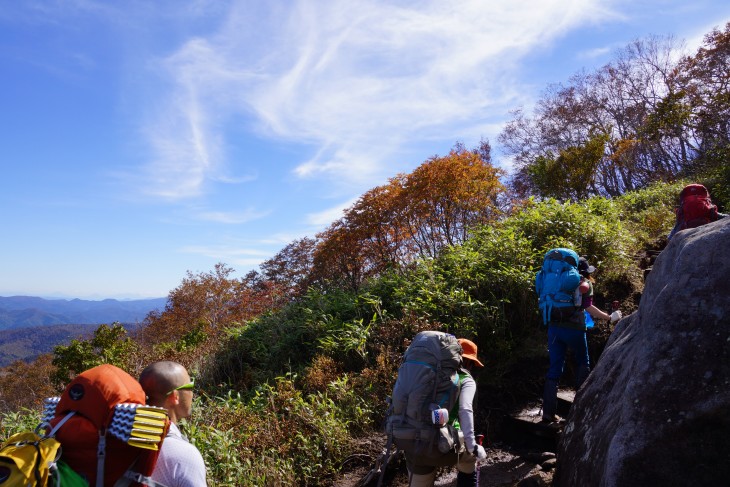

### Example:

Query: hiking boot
xmin=542 ymin=378 xmax=559 ymax=421
xmin=538 ymin=415 xmax=566 ymax=433
xmin=456 ymin=470 xmax=477 ymax=487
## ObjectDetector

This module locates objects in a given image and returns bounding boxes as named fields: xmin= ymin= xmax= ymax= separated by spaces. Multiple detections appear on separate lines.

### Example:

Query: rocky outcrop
xmin=555 ymin=217 xmax=730 ymax=486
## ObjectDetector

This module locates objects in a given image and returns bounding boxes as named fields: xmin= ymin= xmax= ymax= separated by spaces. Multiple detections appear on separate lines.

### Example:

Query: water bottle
xmin=584 ymin=310 xmax=594 ymax=329
xmin=431 ymin=408 xmax=449 ymax=426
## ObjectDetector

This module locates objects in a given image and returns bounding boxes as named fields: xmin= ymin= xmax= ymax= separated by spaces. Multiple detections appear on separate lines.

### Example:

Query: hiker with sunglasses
xmin=140 ymin=361 xmax=207 ymax=487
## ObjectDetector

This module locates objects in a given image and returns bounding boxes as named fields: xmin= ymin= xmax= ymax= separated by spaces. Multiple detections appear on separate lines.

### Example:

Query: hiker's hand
xmin=610 ymin=310 xmax=622 ymax=323
xmin=474 ymin=445 xmax=487 ymax=460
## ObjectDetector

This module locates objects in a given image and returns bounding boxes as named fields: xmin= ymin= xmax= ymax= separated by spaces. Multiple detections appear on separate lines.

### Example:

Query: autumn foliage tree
xmin=525 ymin=132 xmax=610 ymax=201
xmin=503 ymin=25 xmax=730 ymax=201
xmin=138 ymin=263 xmax=286 ymax=349
xmin=401 ymin=144 xmax=506 ymax=256
xmin=501 ymin=35 xmax=693 ymax=198
xmin=259 ymin=237 xmax=317 ymax=299
xmin=0 ymin=354 xmax=57 ymax=413
xmin=309 ymin=144 xmax=506 ymax=290
xmin=674 ymin=22 xmax=730 ymax=203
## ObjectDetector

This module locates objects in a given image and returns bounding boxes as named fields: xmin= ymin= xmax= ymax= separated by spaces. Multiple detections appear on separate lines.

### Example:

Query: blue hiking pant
xmin=543 ymin=325 xmax=590 ymax=420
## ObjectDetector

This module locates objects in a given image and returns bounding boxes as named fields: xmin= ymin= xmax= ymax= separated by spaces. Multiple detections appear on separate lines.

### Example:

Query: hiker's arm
xmin=458 ymin=376 xmax=478 ymax=453
xmin=583 ymin=294 xmax=610 ymax=321
xmin=586 ymin=305 xmax=610 ymax=321
xmin=586 ymin=305 xmax=622 ymax=323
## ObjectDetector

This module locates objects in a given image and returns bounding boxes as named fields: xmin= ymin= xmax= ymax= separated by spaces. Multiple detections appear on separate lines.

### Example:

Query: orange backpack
xmin=42 ymin=364 xmax=169 ymax=487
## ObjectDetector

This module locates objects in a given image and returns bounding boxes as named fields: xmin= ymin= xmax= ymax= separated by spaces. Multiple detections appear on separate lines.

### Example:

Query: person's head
xmin=578 ymin=256 xmax=596 ymax=280
xmin=457 ymin=338 xmax=484 ymax=370
xmin=139 ymin=361 xmax=194 ymax=424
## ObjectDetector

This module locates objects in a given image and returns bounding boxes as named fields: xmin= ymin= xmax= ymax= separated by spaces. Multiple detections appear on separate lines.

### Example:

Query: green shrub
xmin=0 ymin=408 xmax=42 ymax=441
xmin=201 ymin=287 xmax=377 ymax=393
xmin=189 ymin=373 xmax=371 ymax=486
xmin=502 ymin=198 xmax=631 ymax=267
xmin=615 ymin=181 xmax=683 ymax=247
xmin=51 ymin=323 xmax=139 ymax=388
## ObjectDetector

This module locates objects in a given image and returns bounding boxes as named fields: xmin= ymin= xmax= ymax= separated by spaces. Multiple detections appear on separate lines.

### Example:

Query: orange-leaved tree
xmin=401 ymin=145 xmax=506 ymax=257
xmin=309 ymin=143 xmax=507 ymax=291
xmin=0 ymin=354 xmax=58 ymax=414
xmin=259 ymin=237 xmax=317 ymax=300
xmin=138 ymin=263 xmax=286 ymax=350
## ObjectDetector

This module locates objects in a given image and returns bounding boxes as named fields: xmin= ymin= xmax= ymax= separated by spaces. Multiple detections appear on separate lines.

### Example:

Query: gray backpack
xmin=384 ymin=331 xmax=464 ymax=464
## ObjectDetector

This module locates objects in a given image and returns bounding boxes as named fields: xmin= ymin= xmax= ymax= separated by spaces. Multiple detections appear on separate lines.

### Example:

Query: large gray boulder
xmin=556 ymin=217 xmax=730 ymax=486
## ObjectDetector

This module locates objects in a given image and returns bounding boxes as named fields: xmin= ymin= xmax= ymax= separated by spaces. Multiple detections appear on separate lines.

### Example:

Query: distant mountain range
xmin=0 ymin=295 xmax=167 ymax=330
xmin=0 ymin=323 xmax=119 ymax=367
xmin=0 ymin=296 xmax=167 ymax=367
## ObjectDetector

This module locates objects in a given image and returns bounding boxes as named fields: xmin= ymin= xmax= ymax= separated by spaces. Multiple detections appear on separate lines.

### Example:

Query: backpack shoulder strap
xmin=42 ymin=411 xmax=76 ymax=437
xmin=448 ymin=370 xmax=469 ymax=420
xmin=97 ymin=428 xmax=107 ymax=487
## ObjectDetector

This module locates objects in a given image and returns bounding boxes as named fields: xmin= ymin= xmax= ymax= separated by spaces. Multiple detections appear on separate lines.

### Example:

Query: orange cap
xmin=458 ymin=338 xmax=484 ymax=368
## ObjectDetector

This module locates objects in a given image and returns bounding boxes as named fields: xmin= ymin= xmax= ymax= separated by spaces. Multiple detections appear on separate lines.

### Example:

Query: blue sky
xmin=1 ymin=1 xmax=728 ymax=300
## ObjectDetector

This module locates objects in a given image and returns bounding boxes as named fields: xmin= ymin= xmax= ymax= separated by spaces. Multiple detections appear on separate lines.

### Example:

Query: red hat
xmin=458 ymin=338 xmax=484 ymax=368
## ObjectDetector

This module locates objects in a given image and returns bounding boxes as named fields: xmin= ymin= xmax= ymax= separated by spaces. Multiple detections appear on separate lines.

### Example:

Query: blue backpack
xmin=535 ymin=248 xmax=581 ymax=325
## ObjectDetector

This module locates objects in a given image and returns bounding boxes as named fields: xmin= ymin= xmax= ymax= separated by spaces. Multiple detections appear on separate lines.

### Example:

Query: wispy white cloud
xmin=259 ymin=232 xmax=314 ymax=246
xmin=306 ymin=196 xmax=360 ymax=227
xmin=139 ymin=39 xmax=227 ymax=199
xmin=578 ymin=45 xmax=618 ymax=60
xmin=684 ymin=17 xmax=729 ymax=51
xmin=139 ymin=0 xmax=615 ymax=198
xmin=194 ymin=208 xmax=270 ymax=224
xmin=179 ymin=244 xmax=272 ymax=267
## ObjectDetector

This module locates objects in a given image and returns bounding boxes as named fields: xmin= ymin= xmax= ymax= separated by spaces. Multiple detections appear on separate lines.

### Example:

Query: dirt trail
xmin=333 ymin=390 xmax=570 ymax=486
xmin=333 ymin=435 xmax=554 ymax=486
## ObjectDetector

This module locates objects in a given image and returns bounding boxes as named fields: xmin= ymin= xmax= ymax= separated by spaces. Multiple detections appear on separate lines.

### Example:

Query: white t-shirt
xmin=151 ymin=422 xmax=207 ymax=487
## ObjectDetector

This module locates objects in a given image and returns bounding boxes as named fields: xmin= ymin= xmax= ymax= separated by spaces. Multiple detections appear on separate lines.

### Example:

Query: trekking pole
xmin=475 ymin=434 xmax=484 ymax=486
xmin=375 ymin=433 xmax=393 ymax=487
